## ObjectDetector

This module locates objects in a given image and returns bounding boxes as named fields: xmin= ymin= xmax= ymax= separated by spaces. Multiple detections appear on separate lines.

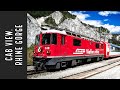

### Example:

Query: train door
xmin=60 ymin=34 xmax=67 ymax=56
xmin=51 ymin=33 xmax=60 ymax=56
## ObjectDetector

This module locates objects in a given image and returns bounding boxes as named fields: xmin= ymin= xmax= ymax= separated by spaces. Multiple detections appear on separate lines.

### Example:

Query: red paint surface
xmin=33 ymin=32 xmax=112 ymax=59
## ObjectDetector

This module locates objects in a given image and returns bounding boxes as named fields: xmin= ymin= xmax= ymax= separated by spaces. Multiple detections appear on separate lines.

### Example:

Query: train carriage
xmin=109 ymin=43 xmax=120 ymax=57
xmin=33 ymin=28 xmax=112 ymax=71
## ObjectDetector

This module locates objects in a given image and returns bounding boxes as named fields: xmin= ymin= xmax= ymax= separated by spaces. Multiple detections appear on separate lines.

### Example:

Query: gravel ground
xmin=87 ymin=65 xmax=120 ymax=79
xmin=27 ymin=57 xmax=120 ymax=79
xmin=27 ymin=66 xmax=35 ymax=71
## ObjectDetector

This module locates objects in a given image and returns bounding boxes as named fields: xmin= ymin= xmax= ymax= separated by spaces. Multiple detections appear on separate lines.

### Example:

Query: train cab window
xmin=96 ymin=43 xmax=99 ymax=48
xmin=42 ymin=34 xmax=51 ymax=45
xmin=101 ymin=44 xmax=104 ymax=49
xmin=73 ymin=39 xmax=81 ymax=46
xmin=35 ymin=35 xmax=40 ymax=45
xmin=61 ymin=35 xmax=65 ymax=45
xmin=51 ymin=33 xmax=57 ymax=44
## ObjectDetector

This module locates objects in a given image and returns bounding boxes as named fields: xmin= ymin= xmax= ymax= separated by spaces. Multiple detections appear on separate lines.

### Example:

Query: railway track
xmin=27 ymin=57 xmax=120 ymax=79
xmin=61 ymin=58 xmax=120 ymax=79
xmin=27 ymin=70 xmax=46 ymax=75
xmin=27 ymin=66 xmax=47 ymax=75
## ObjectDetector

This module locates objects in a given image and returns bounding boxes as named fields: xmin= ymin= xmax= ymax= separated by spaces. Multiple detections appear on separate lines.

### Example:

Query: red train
xmin=33 ymin=29 xmax=113 ymax=71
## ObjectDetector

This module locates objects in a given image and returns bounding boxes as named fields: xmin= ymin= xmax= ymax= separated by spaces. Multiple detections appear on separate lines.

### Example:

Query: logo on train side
xmin=86 ymin=49 xmax=99 ymax=54
xmin=73 ymin=49 xmax=99 ymax=54
xmin=73 ymin=49 xmax=85 ymax=54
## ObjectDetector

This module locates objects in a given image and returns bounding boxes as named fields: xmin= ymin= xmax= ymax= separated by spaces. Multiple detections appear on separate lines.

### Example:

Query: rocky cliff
xmin=27 ymin=11 xmax=111 ymax=47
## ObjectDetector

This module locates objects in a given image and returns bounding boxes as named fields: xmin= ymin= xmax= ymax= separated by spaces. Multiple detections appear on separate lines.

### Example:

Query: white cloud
xmin=69 ymin=11 xmax=90 ymax=20
xmin=69 ymin=11 xmax=103 ymax=27
xmin=98 ymin=11 xmax=120 ymax=16
xmin=69 ymin=11 xmax=120 ymax=33
xmin=81 ymin=20 xmax=103 ymax=27
xmin=102 ymin=24 xmax=120 ymax=33
xmin=83 ymin=20 xmax=120 ymax=34
xmin=82 ymin=19 xmax=120 ymax=34
xmin=79 ymin=11 xmax=86 ymax=13
xmin=104 ymin=19 xmax=108 ymax=21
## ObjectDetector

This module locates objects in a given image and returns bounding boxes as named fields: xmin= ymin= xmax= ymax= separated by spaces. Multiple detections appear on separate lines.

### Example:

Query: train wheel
xmin=35 ymin=66 xmax=42 ymax=72
xmin=76 ymin=59 xmax=82 ymax=65
xmin=100 ymin=57 xmax=104 ymax=61
xmin=96 ymin=57 xmax=100 ymax=62
xmin=61 ymin=62 xmax=67 ymax=68
xmin=67 ymin=61 xmax=72 ymax=68
xmin=46 ymin=63 xmax=61 ymax=71
xmin=35 ymin=66 xmax=38 ymax=72
xmin=71 ymin=60 xmax=77 ymax=66
xmin=91 ymin=58 xmax=95 ymax=63
xmin=82 ymin=59 xmax=87 ymax=64
xmin=56 ymin=62 xmax=61 ymax=69
xmin=46 ymin=65 xmax=56 ymax=71
xmin=87 ymin=58 xmax=91 ymax=63
xmin=34 ymin=62 xmax=43 ymax=72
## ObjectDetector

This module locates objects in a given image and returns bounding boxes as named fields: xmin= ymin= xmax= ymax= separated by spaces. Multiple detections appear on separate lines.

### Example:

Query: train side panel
xmin=104 ymin=42 xmax=110 ymax=58
xmin=59 ymin=34 xmax=104 ymax=58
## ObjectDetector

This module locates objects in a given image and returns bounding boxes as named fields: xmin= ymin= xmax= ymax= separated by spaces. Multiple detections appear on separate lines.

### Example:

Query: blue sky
xmin=69 ymin=11 xmax=120 ymax=34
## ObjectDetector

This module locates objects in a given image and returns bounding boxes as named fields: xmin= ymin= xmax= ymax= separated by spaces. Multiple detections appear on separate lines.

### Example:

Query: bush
xmin=60 ymin=11 xmax=76 ymax=23
xmin=27 ymin=44 xmax=34 ymax=65
xmin=28 ymin=11 xmax=54 ymax=18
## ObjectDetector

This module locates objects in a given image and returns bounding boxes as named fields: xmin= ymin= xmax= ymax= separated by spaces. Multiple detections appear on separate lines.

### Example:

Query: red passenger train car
xmin=33 ymin=29 xmax=110 ymax=70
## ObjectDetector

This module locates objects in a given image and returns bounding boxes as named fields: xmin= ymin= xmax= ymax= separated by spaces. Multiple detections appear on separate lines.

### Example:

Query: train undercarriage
xmin=33 ymin=55 xmax=104 ymax=71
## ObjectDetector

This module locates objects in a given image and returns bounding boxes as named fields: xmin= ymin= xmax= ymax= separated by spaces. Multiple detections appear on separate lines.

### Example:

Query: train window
xmin=42 ymin=34 xmax=51 ymax=45
xmin=61 ymin=35 xmax=65 ymax=45
xmin=35 ymin=35 xmax=40 ymax=45
xmin=77 ymin=35 xmax=80 ymax=37
xmin=73 ymin=39 xmax=81 ymax=46
xmin=66 ymin=32 xmax=71 ymax=35
xmin=72 ymin=33 xmax=76 ymax=36
xmin=96 ymin=43 xmax=99 ymax=48
xmin=51 ymin=33 xmax=57 ymax=44
xmin=101 ymin=44 xmax=104 ymax=49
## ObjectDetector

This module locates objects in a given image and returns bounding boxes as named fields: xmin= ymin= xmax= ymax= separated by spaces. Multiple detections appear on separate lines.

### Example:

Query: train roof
xmin=110 ymin=43 xmax=120 ymax=48
xmin=41 ymin=29 xmax=67 ymax=35
xmin=36 ymin=27 xmax=106 ymax=43
xmin=36 ymin=29 xmax=103 ymax=43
